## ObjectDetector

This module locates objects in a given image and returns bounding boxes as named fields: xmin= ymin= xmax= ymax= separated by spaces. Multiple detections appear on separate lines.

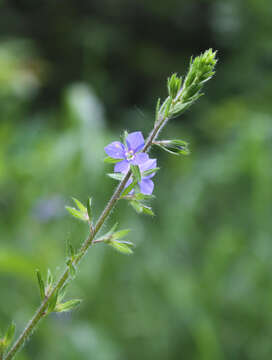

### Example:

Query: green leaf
xmin=133 ymin=193 xmax=154 ymax=201
xmin=58 ymin=282 xmax=69 ymax=302
xmin=47 ymin=269 xmax=53 ymax=288
xmin=66 ymin=206 xmax=88 ymax=221
xmin=112 ymin=229 xmax=131 ymax=240
xmin=66 ymin=240 xmax=75 ymax=259
xmin=47 ymin=290 xmax=59 ymax=313
xmin=121 ymin=179 xmax=137 ymax=197
xmin=72 ymin=197 xmax=87 ymax=214
xmin=109 ymin=240 xmax=134 ymax=255
xmin=121 ymin=130 xmax=129 ymax=143
xmin=66 ymin=259 xmax=76 ymax=279
xmin=3 ymin=322 xmax=16 ymax=347
xmin=107 ymin=173 xmax=124 ymax=181
xmin=104 ymin=156 xmax=123 ymax=164
xmin=130 ymin=164 xmax=141 ymax=182
xmin=142 ymin=167 xmax=160 ymax=177
xmin=130 ymin=200 xmax=143 ymax=214
xmin=129 ymin=201 xmax=154 ymax=216
xmin=155 ymin=97 xmax=161 ymax=123
xmin=36 ymin=269 xmax=45 ymax=300
xmin=155 ymin=140 xmax=190 ymax=156
xmin=167 ymin=73 xmax=182 ymax=98
xmin=55 ymin=299 xmax=82 ymax=313
xmin=142 ymin=205 xmax=155 ymax=216
xmin=86 ymin=197 xmax=92 ymax=221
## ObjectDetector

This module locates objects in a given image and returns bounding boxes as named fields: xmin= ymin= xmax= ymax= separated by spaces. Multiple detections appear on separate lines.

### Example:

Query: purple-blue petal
xmin=126 ymin=131 xmax=145 ymax=152
xmin=104 ymin=141 xmax=125 ymax=159
xmin=114 ymin=160 xmax=130 ymax=173
xmin=139 ymin=179 xmax=154 ymax=195
xmin=131 ymin=153 xmax=149 ymax=166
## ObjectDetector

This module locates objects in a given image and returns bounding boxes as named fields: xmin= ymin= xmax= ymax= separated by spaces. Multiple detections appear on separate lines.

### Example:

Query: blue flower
xmin=104 ymin=131 xmax=149 ymax=173
xmin=124 ymin=159 xmax=157 ymax=195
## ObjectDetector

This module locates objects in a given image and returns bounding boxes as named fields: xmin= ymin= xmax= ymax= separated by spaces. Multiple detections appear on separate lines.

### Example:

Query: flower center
xmin=125 ymin=150 xmax=135 ymax=161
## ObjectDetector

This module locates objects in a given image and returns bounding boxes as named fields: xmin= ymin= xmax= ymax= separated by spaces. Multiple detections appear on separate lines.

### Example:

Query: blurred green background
xmin=1 ymin=0 xmax=272 ymax=359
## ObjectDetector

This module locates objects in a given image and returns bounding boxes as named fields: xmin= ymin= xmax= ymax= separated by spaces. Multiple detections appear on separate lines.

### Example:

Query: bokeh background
xmin=1 ymin=1 xmax=272 ymax=359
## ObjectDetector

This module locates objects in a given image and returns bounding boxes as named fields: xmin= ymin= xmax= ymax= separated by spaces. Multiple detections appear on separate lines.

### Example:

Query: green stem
xmin=4 ymin=114 xmax=167 ymax=360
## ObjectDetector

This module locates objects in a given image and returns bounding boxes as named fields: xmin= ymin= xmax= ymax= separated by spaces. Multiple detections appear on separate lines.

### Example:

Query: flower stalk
xmin=3 ymin=49 xmax=217 ymax=360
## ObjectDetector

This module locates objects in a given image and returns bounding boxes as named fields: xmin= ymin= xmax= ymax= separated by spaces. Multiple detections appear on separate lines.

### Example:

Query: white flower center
xmin=125 ymin=150 xmax=135 ymax=161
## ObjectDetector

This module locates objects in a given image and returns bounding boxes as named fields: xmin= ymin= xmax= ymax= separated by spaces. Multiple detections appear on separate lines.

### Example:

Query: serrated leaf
xmin=36 ymin=269 xmax=45 ymax=300
xmin=4 ymin=322 xmax=15 ymax=347
xmin=112 ymin=229 xmax=131 ymax=240
xmin=55 ymin=299 xmax=82 ymax=313
xmin=130 ymin=164 xmax=141 ymax=182
xmin=104 ymin=156 xmax=123 ymax=164
xmin=109 ymin=240 xmax=133 ymax=255
xmin=66 ymin=206 xmax=88 ymax=221
xmin=107 ymin=173 xmax=124 ymax=181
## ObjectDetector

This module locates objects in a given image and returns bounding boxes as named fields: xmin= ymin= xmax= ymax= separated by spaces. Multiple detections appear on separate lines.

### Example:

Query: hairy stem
xmin=4 ymin=113 xmax=167 ymax=360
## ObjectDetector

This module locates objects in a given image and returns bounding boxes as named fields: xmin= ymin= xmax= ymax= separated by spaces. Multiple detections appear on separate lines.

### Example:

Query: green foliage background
xmin=1 ymin=1 xmax=272 ymax=359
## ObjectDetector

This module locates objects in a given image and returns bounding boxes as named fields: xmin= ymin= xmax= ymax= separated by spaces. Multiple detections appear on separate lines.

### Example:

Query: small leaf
xmin=103 ymin=223 xmax=118 ymax=240
xmin=121 ymin=130 xmax=129 ymax=143
xmin=112 ymin=229 xmax=131 ymax=240
xmin=142 ymin=205 xmax=155 ymax=216
xmin=66 ymin=240 xmax=75 ymax=260
xmin=4 ymin=322 xmax=16 ymax=347
xmin=109 ymin=240 xmax=134 ymax=255
xmin=47 ymin=290 xmax=59 ymax=313
xmin=55 ymin=299 xmax=82 ymax=313
xmin=142 ymin=167 xmax=160 ymax=177
xmin=154 ymin=140 xmax=190 ymax=156
xmin=130 ymin=201 xmax=154 ymax=216
xmin=86 ymin=197 xmax=92 ymax=222
xmin=133 ymin=193 xmax=154 ymax=201
xmin=104 ymin=156 xmax=122 ymax=164
xmin=36 ymin=269 xmax=45 ymax=300
xmin=66 ymin=259 xmax=76 ymax=279
xmin=58 ymin=282 xmax=69 ymax=302
xmin=66 ymin=206 xmax=88 ymax=221
xmin=121 ymin=179 xmax=137 ymax=197
xmin=130 ymin=200 xmax=143 ymax=214
xmin=155 ymin=98 xmax=161 ymax=123
xmin=72 ymin=197 xmax=87 ymax=214
xmin=130 ymin=164 xmax=141 ymax=182
xmin=107 ymin=173 xmax=124 ymax=181
xmin=47 ymin=269 xmax=53 ymax=288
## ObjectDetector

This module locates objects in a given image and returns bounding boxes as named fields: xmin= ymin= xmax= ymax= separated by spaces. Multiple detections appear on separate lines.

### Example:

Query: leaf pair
xmin=66 ymin=197 xmax=92 ymax=223
xmin=36 ymin=269 xmax=81 ymax=314
xmin=95 ymin=224 xmax=134 ymax=255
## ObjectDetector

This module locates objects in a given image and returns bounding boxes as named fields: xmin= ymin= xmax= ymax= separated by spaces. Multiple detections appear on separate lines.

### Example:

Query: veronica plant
xmin=1 ymin=49 xmax=217 ymax=360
